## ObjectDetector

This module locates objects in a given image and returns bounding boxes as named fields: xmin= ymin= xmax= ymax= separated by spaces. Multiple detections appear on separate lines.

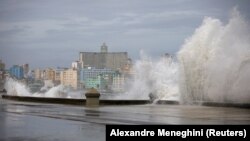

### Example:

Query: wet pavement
xmin=0 ymin=97 xmax=250 ymax=141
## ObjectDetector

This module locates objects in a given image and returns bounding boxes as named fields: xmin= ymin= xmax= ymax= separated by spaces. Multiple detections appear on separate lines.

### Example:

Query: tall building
xmin=34 ymin=69 xmax=43 ymax=80
xmin=22 ymin=64 xmax=29 ymax=78
xmin=80 ymin=67 xmax=114 ymax=81
xmin=112 ymin=72 xmax=125 ymax=93
xmin=54 ymin=68 xmax=63 ymax=85
xmin=60 ymin=68 xmax=80 ymax=90
xmin=9 ymin=65 xmax=24 ymax=79
xmin=79 ymin=43 xmax=128 ymax=70
xmin=85 ymin=75 xmax=108 ymax=90
xmin=80 ymin=67 xmax=114 ymax=89
xmin=44 ymin=68 xmax=55 ymax=81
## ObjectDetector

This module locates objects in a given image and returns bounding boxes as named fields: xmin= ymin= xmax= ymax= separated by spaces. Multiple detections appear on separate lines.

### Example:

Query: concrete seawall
xmin=2 ymin=95 xmax=86 ymax=105
xmin=1 ymin=95 xmax=151 ymax=105
xmin=2 ymin=94 xmax=249 ymax=108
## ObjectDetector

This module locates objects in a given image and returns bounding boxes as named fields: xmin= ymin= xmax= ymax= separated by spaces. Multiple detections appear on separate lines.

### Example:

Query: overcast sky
xmin=0 ymin=0 xmax=249 ymax=69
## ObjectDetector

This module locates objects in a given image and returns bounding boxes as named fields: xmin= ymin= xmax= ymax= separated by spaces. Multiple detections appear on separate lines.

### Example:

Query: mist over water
xmin=178 ymin=8 xmax=250 ymax=104
xmin=114 ymin=51 xmax=179 ymax=101
xmin=4 ymin=77 xmax=84 ymax=99
xmin=3 ymin=9 xmax=250 ymax=104
xmin=115 ymin=8 xmax=250 ymax=103
xmin=4 ymin=78 xmax=31 ymax=97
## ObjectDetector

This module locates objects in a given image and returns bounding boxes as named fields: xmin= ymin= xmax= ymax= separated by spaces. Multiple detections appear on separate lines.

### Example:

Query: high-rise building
xmin=112 ymin=72 xmax=125 ymax=93
xmin=85 ymin=75 xmax=108 ymax=90
xmin=9 ymin=65 xmax=24 ymax=79
xmin=22 ymin=64 xmax=29 ymax=78
xmin=44 ymin=68 xmax=55 ymax=81
xmin=60 ymin=68 xmax=80 ymax=90
xmin=80 ymin=67 xmax=114 ymax=81
xmin=80 ymin=67 xmax=114 ymax=89
xmin=34 ymin=69 xmax=43 ymax=80
xmin=79 ymin=43 xmax=128 ymax=70
xmin=54 ymin=68 xmax=64 ymax=85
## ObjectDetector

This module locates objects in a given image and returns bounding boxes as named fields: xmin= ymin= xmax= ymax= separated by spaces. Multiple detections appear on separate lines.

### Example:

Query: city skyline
xmin=0 ymin=0 xmax=250 ymax=69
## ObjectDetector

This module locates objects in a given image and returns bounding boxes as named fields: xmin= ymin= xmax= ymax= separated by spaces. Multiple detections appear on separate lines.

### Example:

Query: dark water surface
xmin=0 ymin=97 xmax=249 ymax=141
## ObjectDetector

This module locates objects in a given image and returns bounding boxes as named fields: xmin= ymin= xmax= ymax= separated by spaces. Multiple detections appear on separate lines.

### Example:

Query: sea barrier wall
xmin=1 ymin=94 xmax=249 ymax=108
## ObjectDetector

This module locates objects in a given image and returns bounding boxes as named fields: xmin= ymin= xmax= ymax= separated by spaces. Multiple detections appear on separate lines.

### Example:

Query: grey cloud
xmin=0 ymin=0 xmax=249 ymax=69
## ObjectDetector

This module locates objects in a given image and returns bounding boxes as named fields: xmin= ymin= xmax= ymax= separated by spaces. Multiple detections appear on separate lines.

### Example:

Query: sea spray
xmin=4 ymin=77 xmax=83 ymax=98
xmin=114 ymin=51 xmax=179 ymax=101
xmin=4 ymin=77 xmax=31 ymax=96
xmin=178 ymin=8 xmax=250 ymax=104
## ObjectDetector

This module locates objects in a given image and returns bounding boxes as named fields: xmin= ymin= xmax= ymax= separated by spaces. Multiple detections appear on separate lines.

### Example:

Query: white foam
xmin=178 ymin=8 xmax=250 ymax=103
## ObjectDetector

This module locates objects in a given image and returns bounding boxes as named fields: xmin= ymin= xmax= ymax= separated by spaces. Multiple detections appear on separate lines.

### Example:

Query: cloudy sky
xmin=0 ymin=0 xmax=249 ymax=69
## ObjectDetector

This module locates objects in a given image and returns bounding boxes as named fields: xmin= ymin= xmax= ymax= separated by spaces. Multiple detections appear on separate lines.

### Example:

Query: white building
xmin=60 ymin=68 xmax=80 ymax=90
